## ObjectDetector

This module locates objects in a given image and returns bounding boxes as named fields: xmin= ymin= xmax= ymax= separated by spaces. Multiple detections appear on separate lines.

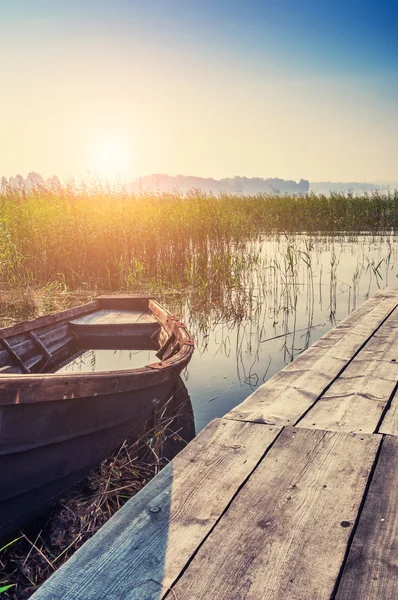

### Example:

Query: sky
xmin=1 ymin=0 xmax=397 ymax=183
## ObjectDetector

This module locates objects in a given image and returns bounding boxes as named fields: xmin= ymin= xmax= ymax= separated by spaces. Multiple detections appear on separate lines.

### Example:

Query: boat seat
xmin=70 ymin=309 xmax=157 ymax=326
xmin=69 ymin=309 xmax=160 ymax=338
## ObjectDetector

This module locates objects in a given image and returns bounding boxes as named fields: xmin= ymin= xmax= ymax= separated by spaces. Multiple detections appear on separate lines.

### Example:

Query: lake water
xmin=1 ymin=232 xmax=397 ymax=436
xmin=173 ymin=232 xmax=398 ymax=431
xmin=56 ymin=349 xmax=159 ymax=373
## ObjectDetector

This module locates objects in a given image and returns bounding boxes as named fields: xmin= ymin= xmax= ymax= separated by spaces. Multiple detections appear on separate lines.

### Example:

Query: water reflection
xmin=145 ymin=377 xmax=196 ymax=465
xmin=56 ymin=348 xmax=159 ymax=373
xmin=164 ymin=233 xmax=398 ymax=431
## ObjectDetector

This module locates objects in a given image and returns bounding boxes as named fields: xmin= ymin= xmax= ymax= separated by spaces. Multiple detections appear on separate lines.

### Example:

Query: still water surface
xmin=56 ymin=349 xmax=158 ymax=373
xmin=178 ymin=232 xmax=398 ymax=431
xmin=50 ymin=232 xmax=398 ymax=433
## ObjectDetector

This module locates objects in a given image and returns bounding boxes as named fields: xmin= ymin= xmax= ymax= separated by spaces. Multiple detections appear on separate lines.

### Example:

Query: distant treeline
xmin=2 ymin=172 xmax=61 ymax=190
xmin=310 ymin=181 xmax=386 ymax=194
xmin=129 ymin=175 xmax=390 ymax=195
xmin=2 ymin=173 xmax=392 ymax=196
xmin=130 ymin=174 xmax=310 ymax=194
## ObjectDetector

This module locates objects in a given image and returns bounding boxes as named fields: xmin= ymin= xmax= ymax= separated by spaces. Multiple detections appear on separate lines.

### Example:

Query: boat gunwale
xmin=0 ymin=300 xmax=101 ymax=340
xmin=0 ymin=296 xmax=194 ymax=404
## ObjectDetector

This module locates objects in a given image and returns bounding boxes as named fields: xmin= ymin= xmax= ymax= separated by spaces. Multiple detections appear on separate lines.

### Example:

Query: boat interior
xmin=0 ymin=296 xmax=187 ymax=376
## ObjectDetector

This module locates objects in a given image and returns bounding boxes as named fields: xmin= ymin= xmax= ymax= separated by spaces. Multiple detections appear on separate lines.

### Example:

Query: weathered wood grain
xmin=137 ymin=312 xmax=158 ymax=324
xmin=0 ymin=325 xmax=75 ymax=373
xmin=336 ymin=435 xmax=398 ymax=599
xmin=166 ymin=427 xmax=380 ymax=600
xmin=0 ymin=341 xmax=33 ymax=368
xmin=0 ymin=315 xmax=80 ymax=362
xmin=97 ymin=295 xmax=153 ymax=311
xmin=0 ymin=348 xmax=191 ymax=404
xmin=29 ymin=330 xmax=52 ymax=359
xmin=98 ymin=310 xmax=122 ymax=324
xmin=298 ymin=306 xmax=398 ymax=433
xmin=0 ymin=325 xmax=71 ymax=370
xmin=1 ymin=338 xmax=30 ymax=373
xmin=69 ymin=309 xmax=110 ymax=325
xmin=226 ymin=289 xmax=398 ymax=426
xmin=70 ymin=309 xmax=157 ymax=325
xmin=31 ymin=419 xmax=281 ymax=600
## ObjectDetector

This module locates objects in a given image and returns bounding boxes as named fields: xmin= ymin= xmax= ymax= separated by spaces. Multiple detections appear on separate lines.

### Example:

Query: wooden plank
xmin=70 ymin=310 xmax=157 ymax=326
xmin=0 ymin=342 xmax=33 ymax=367
xmin=98 ymin=296 xmax=152 ymax=311
xmin=226 ymin=289 xmax=398 ymax=426
xmin=136 ymin=312 xmax=158 ymax=324
xmin=21 ymin=326 xmax=74 ymax=371
xmin=0 ymin=325 xmax=70 ymax=369
xmin=336 ymin=435 xmax=398 ymax=599
xmin=31 ymin=419 xmax=281 ymax=600
xmin=0 ymin=315 xmax=77 ymax=350
xmin=1 ymin=339 xmax=30 ymax=373
xmin=156 ymin=334 xmax=175 ymax=359
xmin=104 ymin=310 xmax=156 ymax=324
xmin=166 ymin=427 xmax=380 ymax=600
xmin=297 ymin=306 xmax=398 ymax=433
xmin=43 ymin=335 xmax=75 ymax=358
xmin=29 ymin=331 xmax=52 ymax=359
xmin=378 ymin=386 xmax=398 ymax=436
xmin=95 ymin=310 xmax=122 ymax=324
xmin=69 ymin=309 xmax=109 ymax=325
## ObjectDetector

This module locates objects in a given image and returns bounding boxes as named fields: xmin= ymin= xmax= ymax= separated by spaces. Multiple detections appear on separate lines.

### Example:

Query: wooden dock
xmin=32 ymin=288 xmax=398 ymax=599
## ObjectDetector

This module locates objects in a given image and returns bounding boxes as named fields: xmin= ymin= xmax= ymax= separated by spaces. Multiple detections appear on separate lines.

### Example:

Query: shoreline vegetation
xmin=0 ymin=185 xmax=397 ymax=292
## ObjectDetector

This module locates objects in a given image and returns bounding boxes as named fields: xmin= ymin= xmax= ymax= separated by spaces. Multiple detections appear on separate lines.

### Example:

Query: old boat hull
xmin=1 ymin=381 xmax=176 ymax=541
xmin=0 ymin=296 xmax=194 ymax=541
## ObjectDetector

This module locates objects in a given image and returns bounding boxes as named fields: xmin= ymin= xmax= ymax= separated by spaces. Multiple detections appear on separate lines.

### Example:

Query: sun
xmin=90 ymin=137 xmax=132 ymax=181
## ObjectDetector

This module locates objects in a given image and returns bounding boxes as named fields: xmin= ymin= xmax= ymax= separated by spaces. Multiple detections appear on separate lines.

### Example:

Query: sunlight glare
xmin=90 ymin=137 xmax=132 ymax=181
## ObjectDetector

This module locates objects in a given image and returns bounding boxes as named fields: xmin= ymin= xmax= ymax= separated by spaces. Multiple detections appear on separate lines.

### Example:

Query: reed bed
xmin=0 ymin=184 xmax=396 ymax=291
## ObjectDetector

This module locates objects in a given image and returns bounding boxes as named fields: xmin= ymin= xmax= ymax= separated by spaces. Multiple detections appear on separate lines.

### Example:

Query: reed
xmin=0 ymin=183 xmax=396 ymax=291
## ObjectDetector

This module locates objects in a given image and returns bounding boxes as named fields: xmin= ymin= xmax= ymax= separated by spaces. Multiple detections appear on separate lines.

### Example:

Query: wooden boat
xmin=0 ymin=295 xmax=194 ymax=541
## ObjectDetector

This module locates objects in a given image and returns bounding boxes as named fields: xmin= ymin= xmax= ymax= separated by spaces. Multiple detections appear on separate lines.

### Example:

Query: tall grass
xmin=0 ymin=183 xmax=396 ymax=290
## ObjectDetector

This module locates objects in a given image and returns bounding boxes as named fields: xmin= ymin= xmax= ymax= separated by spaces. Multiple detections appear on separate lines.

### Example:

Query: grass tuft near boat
xmin=0 ymin=295 xmax=194 ymax=542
